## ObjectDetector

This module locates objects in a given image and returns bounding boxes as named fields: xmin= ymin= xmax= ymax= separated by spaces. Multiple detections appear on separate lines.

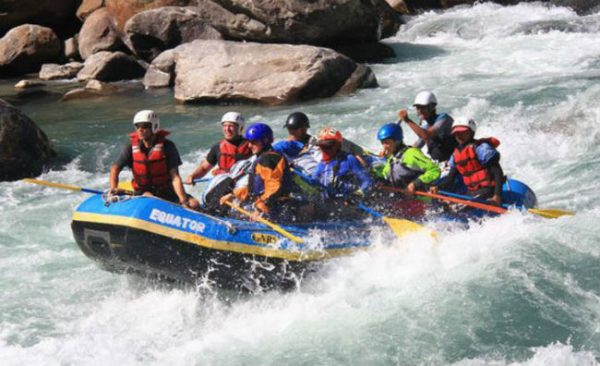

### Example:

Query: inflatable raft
xmin=71 ymin=195 xmax=392 ymax=291
xmin=70 ymin=178 xmax=536 ymax=290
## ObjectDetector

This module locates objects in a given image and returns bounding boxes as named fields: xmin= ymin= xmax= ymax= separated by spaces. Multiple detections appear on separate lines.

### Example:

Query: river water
xmin=1 ymin=3 xmax=599 ymax=365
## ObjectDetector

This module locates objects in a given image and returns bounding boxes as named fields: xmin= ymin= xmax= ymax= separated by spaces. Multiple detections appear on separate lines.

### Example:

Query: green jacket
xmin=376 ymin=146 xmax=441 ymax=188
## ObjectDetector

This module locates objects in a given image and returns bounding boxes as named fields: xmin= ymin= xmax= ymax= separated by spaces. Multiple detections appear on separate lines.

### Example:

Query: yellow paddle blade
xmin=383 ymin=217 xmax=437 ymax=239
xmin=528 ymin=208 xmax=575 ymax=219
xmin=118 ymin=181 xmax=134 ymax=191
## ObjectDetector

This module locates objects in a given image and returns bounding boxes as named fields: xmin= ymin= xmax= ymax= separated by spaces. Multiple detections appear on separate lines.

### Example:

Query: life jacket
xmin=247 ymin=148 xmax=292 ymax=202
xmin=129 ymin=130 xmax=171 ymax=192
xmin=453 ymin=138 xmax=501 ymax=192
xmin=214 ymin=138 xmax=251 ymax=175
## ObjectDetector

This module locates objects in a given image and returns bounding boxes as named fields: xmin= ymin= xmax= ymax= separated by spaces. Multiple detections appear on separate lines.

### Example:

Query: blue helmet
xmin=377 ymin=123 xmax=403 ymax=143
xmin=245 ymin=122 xmax=274 ymax=145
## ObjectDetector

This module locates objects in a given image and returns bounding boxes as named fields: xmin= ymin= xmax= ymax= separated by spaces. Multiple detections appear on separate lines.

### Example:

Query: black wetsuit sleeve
xmin=483 ymin=153 xmax=503 ymax=197
xmin=206 ymin=144 xmax=220 ymax=166
xmin=164 ymin=140 xmax=182 ymax=170
xmin=114 ymin=143 xmax=133 ymax=169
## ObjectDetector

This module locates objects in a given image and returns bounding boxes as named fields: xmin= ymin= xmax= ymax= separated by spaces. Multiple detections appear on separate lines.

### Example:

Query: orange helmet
xmin=318 ymin=127 xmax=343 ymax=143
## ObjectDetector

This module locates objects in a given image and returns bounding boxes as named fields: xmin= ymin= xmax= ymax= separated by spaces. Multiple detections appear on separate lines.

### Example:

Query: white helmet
xmin=133 ymin=110 xmax=159 ymax=133
xmin=413 ymin=91 xmax=437 ymax=106
xmin=451 ymin=118 xmax=477 ymax=134
xmin=220 ymin=111 xmax=244 ymax=132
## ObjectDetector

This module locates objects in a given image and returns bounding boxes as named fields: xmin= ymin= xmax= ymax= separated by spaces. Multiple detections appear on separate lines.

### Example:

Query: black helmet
xmin=284 ymin=112 xmax=310 ymax=129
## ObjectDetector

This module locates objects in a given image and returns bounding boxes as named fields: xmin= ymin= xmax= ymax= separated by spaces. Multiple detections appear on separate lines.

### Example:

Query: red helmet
xmin=318 ymin=127 xmax=343 ymax=143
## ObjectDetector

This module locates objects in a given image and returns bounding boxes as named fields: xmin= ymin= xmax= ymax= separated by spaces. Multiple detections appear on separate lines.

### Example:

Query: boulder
xmin=171 ymin=40 xmax=377 ymax=105
xmin=64 ymin=36 xmax=80 ymax=60
xmin=76 ymin=0 xmax=106 ymax=21
xmin=39 ymin=62 xmax=84 ymax=80
xmin=190 ymin=0 xmax=401 ymax=45
xmin=77 ymin=51 xmax=146 ymax=81
xmin=102 ymin=0 xmax=401 ymax=46
xmin=143 ymin=49 xmax=175 ymax=88
xmin=105 ymin=0 xmax=191 ymax=30
xmin=0 ymin=25 xmax=61 ymax=77
xmin=125 ymin=7 xmax=222 ymax=62
xmin=0 ymin=99 xmax=56 ymax=182
xmin=78 ymin=8 xmax=126 ymax=60
xmin=0 ymin=0 xmax=81 ymax=38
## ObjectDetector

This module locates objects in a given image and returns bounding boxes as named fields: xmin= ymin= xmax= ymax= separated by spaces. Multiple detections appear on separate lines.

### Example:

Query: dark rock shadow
xmin=381 ymin=42 xmax=447 ymax=64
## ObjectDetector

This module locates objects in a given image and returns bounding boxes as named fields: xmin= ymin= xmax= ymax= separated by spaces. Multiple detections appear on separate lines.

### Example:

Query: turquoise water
xmin=1 ymin=3 xmax=599 ymax=365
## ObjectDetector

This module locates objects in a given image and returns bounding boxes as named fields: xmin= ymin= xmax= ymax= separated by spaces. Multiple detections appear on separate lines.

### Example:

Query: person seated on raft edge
xmin=184 ymin=111 xmax=252 ymax=185
xmin=431 ymin=118 xmax=504 ymax=206
xmin=273 ymin=111 xmax=369 ymax=174
xmin=109 ymin=110 xmax=199 ymax=209
xmin=218 ymin=122 xmax=314 ymax=223
xmin=310 ymin=127 xmax=373 ymax=221
xmin=397 ymin=91 xmax=457 ymax=164
xmin=370 ymin=123 xmax=441 ymax=218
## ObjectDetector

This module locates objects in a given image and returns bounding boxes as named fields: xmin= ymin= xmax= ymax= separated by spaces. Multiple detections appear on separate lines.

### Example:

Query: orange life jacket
xmin=214 ymin=139 xmax=251 ymax=175
xmin=453 ymin=137 xmax=500 ymax=192
xmin=130 ymin=130 xmax=171 ymax=192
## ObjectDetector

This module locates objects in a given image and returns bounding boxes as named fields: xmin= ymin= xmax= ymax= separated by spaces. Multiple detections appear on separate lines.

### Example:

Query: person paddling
xmin=432 ymin=119 xmax=504 ymax=205
xmin=273 ymin=112 xmax=321 ymax=175
xmin=374 ymin=123 xmax=441 ymax=194
xmin=110 ymin=110 xmax=198 ymax=209
xmin=219 ymin=123 xmax=312 ymax=222
xmin=311 ymin=127 xmax=373 ymax=220
xmin=398 ymin=91 xmax=457 ymax=163
xmin=185 ymin=111 xmax=251 ymax=184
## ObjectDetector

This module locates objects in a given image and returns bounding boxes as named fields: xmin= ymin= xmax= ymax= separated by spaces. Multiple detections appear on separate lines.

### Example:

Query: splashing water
xmin=1 ymin=3 xmax=599 ymax=365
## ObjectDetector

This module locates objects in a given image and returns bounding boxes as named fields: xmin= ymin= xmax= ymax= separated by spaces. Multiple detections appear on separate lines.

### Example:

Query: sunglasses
xmin=135 ymin=123 xmax=152 ymax=130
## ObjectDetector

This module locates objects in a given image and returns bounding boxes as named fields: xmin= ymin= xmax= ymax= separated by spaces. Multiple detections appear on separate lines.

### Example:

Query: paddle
xmin=222 ymin=200 xmax=304 ymax=244
xmin=357 ymin=202 xmax=436 ymax=238
xmin=23 ymin=178 xmax=104 ymax=195
xmin=290 ymin=168 xmax=433 ymax=238
xmin=381 ymin=186 xmax=506 ymax=215
xmin=380 ymin=186 xmax=574 ymax=219
xmin=437 ymin=190 xmax=574 ymax=219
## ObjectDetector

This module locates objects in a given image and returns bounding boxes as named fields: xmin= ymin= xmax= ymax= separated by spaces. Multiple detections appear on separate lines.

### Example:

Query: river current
xmin=1 ymin=3 xmax=599 ymax=365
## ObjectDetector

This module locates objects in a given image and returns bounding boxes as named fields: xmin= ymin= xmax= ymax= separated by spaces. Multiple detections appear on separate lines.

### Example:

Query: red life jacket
xmin=129 ymin=130 xmax=171 ymax=192
xmin=213 ymin=139 xmax=251 ymax=175
xmin=453 ymin=137 xmax=500 ymax=192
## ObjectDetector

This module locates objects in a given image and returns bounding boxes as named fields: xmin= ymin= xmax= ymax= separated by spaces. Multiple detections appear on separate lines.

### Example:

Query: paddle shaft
xmin=23 ymin=178 xmax=104 ymax=195
xmin=223 ymin=201 xmax=303 ymax=243
xmin=437 ymin=189 xmax=574 ymax=218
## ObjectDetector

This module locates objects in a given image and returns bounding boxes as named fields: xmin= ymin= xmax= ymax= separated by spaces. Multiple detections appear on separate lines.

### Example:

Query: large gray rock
xmin=78 ymin=8 xmax=126 ymax=60
xmin=77 ymin=51 xmax=146 ymax=81
xmin=0 ymin=99 xmax=56 ymax=182
xmin=125 ymin=7 xmax=223 ymax=62
xmin=171 ymin=40 xmax=377 ymax=105
xmin=143 ymin=49 xmax=175 ymax=88
xmin=0 ymin=25 xmax=61 ymax=77
xmin=102 ymin=0 xmax=400 ymax=46
xmin=190 ymin=0 xmax=400 ymax=45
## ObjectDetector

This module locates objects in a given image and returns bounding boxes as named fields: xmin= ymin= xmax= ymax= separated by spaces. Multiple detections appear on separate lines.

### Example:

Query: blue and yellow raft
xmin=71 ymin=195 xmax=388 ymax=290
